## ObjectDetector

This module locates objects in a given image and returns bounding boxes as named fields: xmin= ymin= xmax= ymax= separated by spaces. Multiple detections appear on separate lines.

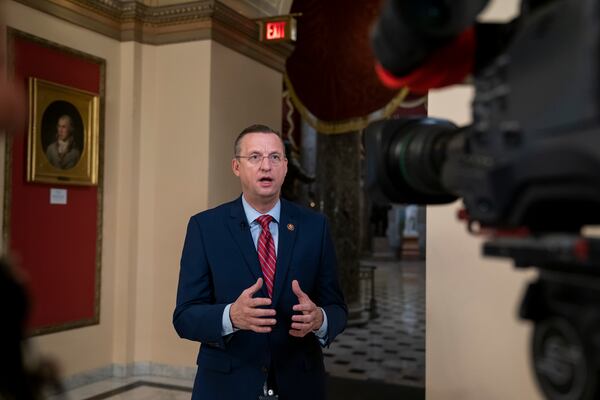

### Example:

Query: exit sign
xmin=266 ymin=21 xmax=286 ymax=40
xmin=258 ymin=16 xmax=297 ymax=43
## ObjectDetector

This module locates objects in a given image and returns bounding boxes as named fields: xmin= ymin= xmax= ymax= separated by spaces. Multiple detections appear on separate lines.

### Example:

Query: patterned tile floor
xmin=323 ymin=257 xmax=426 ymax=388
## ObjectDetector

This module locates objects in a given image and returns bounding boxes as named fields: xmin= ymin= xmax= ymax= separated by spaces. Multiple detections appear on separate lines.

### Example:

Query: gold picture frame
xmin=27 ymin=78 xmax=99 ymax=185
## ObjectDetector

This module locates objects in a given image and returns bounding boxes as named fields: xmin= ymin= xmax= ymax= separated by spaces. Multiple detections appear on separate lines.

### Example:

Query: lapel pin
xmin=287 ymin=223 xmax=295 ymax=231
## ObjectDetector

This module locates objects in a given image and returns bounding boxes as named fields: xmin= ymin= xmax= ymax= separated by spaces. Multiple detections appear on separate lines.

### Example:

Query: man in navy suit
xmin=173 ymin=124 xmax=347 ymax=400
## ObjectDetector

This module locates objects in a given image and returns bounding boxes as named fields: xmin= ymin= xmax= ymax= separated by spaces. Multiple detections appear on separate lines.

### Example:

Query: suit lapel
xmin=226 ymin=197 xmax=268 ymax=297
xmin=273 ymin=199 xmax=297 ymax=307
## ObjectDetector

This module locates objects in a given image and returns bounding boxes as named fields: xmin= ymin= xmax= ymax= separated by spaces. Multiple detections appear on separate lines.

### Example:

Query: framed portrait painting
xmin=27 ymin=77 xmax=100 ymax=185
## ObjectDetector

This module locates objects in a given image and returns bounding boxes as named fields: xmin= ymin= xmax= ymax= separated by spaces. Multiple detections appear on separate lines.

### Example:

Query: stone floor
xmin=49 ymin=376 xmax=193 ymax=400
xmin=55 ymin=253 xmax=425 ymax=399
xmin=323 ymin=258 xmax=426 ymax=387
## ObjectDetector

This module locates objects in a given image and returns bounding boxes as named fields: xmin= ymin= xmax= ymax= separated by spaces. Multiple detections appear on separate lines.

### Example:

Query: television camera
xmin=366 ymin=1 xmax=600 ymax=399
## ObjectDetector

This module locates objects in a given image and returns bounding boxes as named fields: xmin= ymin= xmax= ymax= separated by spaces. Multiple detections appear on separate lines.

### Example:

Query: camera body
xmin=367 ymin=0 xmax=600 ymax=232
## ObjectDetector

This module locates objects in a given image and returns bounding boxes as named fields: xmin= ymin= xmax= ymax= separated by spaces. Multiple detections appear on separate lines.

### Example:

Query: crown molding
xmin=13 ymin=0 xmax=292 ymax=72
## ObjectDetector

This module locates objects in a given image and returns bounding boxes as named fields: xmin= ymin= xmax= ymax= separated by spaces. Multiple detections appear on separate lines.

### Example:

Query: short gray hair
xmin=233 ymin=124 xmax=283 ymax=156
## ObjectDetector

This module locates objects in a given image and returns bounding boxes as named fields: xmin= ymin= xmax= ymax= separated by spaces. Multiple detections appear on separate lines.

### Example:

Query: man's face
xmin=57 ymin=117 xmax=71 ymax=141
xmin=232 ymin=132 xmax=288 ymax=206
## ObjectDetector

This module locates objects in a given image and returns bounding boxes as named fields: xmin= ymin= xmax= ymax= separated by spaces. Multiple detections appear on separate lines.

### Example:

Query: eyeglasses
xmin=236 ymin=153 xmax=286 ymax=166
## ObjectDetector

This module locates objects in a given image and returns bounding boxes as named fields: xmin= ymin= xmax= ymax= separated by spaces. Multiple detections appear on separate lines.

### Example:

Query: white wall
xmin=207 ymin=41 xmax=282 ymax=208
xmin=151 ymin=40 xmax=212 ymax=366
xmin=426 ymin=1 xmax=543 ymax=398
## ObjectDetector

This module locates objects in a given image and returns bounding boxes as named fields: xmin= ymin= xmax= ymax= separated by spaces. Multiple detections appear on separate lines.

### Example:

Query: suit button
xmin=261 ymin=366 xmax=268 ymax=374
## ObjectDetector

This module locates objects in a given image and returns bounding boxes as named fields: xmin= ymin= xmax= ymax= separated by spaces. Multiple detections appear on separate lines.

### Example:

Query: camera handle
xmin=485 ymin=235 xmax=600 ymax=400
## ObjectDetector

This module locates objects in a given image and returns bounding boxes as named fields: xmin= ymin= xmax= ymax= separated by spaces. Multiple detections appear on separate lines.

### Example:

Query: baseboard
xmin=62 ymin=362 xmax=196 ymax=391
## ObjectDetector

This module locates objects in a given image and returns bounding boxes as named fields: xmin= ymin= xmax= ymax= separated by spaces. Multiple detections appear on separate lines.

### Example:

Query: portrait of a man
xmin=45 ymin=114 xmax=81 ymax=170
xmin=27 ymin=78 xmax=99 ymax=185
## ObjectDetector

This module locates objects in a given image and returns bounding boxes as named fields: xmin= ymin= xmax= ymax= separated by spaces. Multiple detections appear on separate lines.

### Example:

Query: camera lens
xmin=365 ymin=118 xmax=461 ymax=204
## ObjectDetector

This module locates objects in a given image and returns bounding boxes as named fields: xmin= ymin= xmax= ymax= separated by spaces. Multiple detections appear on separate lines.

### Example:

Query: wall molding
xmin=13 ymin=0 xmax=292 ymax=71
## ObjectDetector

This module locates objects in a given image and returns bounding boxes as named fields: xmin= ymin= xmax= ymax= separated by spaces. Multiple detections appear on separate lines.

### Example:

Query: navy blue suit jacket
xmin=173 ymin=196 xmax=347 ymax=400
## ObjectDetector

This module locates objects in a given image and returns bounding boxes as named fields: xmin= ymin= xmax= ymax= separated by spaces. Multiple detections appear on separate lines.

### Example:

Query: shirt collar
xmin=241 ymin=195 xmax=280 ymax=225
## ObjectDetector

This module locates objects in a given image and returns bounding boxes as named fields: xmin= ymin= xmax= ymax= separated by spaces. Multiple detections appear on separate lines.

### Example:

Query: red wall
xmin=9 ymin=34 xmax=102 ymax=333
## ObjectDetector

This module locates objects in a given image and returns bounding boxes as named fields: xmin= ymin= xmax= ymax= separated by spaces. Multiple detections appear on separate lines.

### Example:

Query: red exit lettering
xmin=266 ymin=21 xmax=286 ymax=40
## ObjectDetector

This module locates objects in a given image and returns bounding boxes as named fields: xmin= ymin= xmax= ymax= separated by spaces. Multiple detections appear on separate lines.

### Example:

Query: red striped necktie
xmin=256 ymin=215 xmax=276 ymax=297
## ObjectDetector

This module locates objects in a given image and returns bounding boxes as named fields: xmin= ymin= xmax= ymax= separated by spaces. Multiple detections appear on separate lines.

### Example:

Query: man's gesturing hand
xmin=290 ymin=280 xmax=324 ymax=337
xmin=230 ymin=278 xmax=276 ymax=333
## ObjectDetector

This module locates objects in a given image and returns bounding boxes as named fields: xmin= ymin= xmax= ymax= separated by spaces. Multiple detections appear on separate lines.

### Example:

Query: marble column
xmin=300 ymin=119 xmax=318 ymax=206
xmin=360 ymin=163 xmax=374 ymax=257
xmin=315 ymin=129 xmax=363 ymax=323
